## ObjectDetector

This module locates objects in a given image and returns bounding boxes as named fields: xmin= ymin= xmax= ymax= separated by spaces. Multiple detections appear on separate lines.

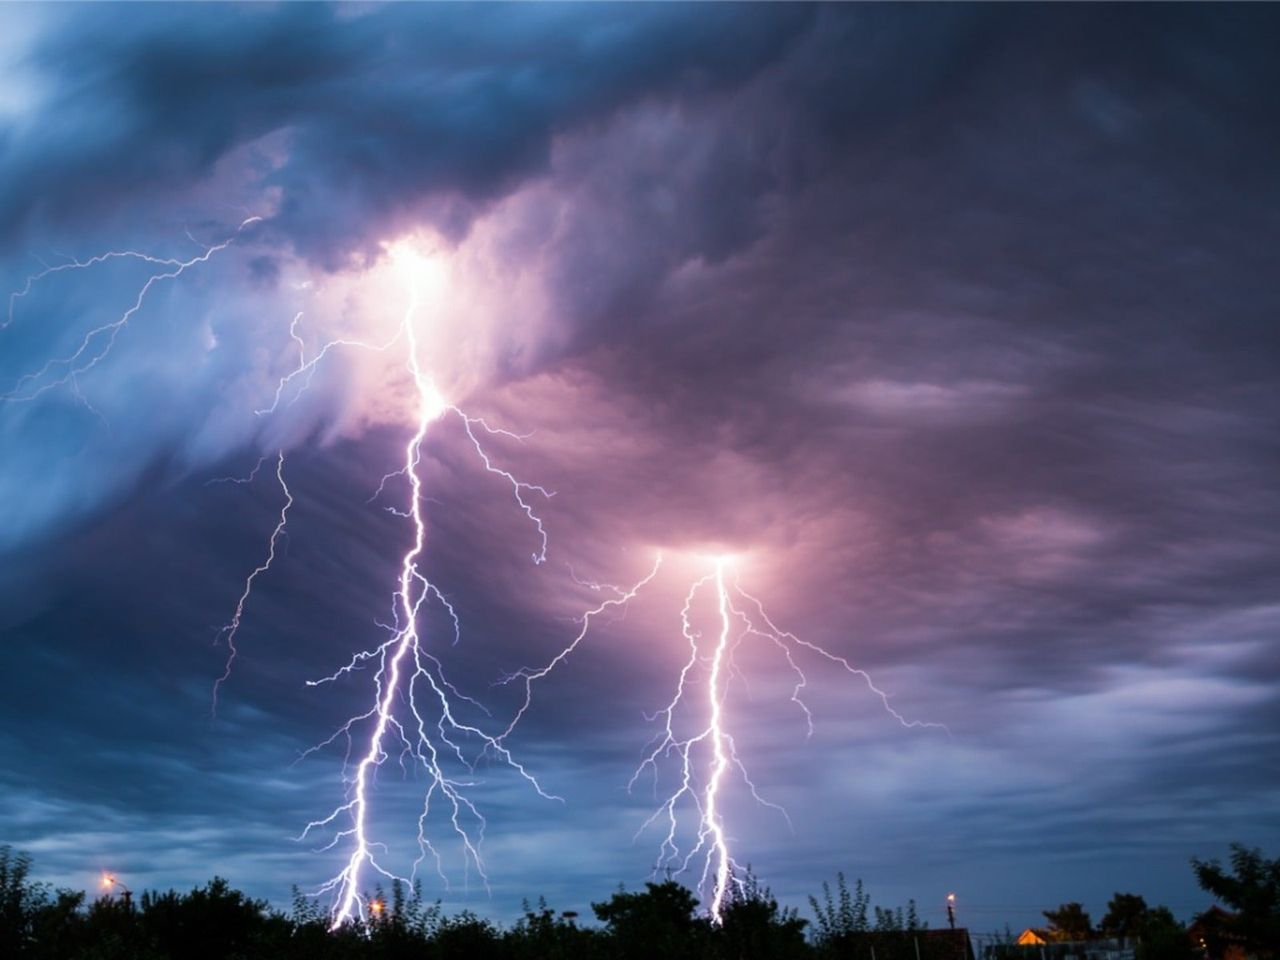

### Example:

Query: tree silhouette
xmin=506 ymin=896 xmax=602 ymax=960
xmin=592 ymin=880 xmax=708 ymax=960
xmin=0 ymin=846 xmax=47 ymax=958
xmin=1099 ymin=892 xmax=1148 ymax=940
xmin=808 ymin=875 xmax=943 ymax=960
xmin=809 ymin=872 xmax=870 ymax=942
xmin=1042 ymin=902 xmax=1092 ymax=942
xmin=1192 ymin=844 xmax=1280 ymax=959
xmin=139 ymin=877 xmax=287 ymax=960
xmin=1134 ymin=906 xmax=1195 ymax=960
xmin=714 ymin=870 xmax=808 ymax=960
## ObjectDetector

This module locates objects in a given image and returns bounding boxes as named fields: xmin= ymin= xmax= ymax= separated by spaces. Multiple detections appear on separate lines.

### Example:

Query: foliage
xmin=139 ymin=877 xmax=289 ymax=960
xmin=981 ymin=924 xmax=1018 ymax=960
xmin=592 ymin=879 xmax=708 ymax=960
xmin=1192 ymin=844 xmax=1280 ymax=959
xmin=2 ymin=844 xmax=1266 ymax=960
xmin=808 ymin=874 xmax=944 ymax=960
xmin=809 ymin=872 xmax=871 ymax=941
xmin=1 ymin=846 xmax=49 ymax=959
xmin=1134 ymin=906 xmax=1196 ymax=960
xmin=1099 ymin=892 xmax=1149 ymax=940
xmin=1042 ymin=901 xmax=1092 ymax=942
xmin=0 ymin=851 xmax=829 ymax=960
xmin=714 ymin=870 xmax=808 ymax=960
xmin=506 ymin=896 xmax=602 ymax=960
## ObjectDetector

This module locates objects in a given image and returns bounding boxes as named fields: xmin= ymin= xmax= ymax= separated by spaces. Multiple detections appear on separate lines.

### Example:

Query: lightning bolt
xmin=280 ymin=246 xmax=557 ymax=929
xmin=6 ymin=249 xmax=187 ymax=330
xmin=2 ymin=218 xmax=261 ymax=404
xmin=495 ymin=556 xmax=665 ymax=744
xmin=631 ymin=557 xmax=947 ymax=923
xmin=206 ymin=310 xmax=309 ymax=714
xmin=1 ymin=218 xmax=297 ymax=718
xmin=629 ymin=560 xmax=750 ymax=924
xmin=210 ymin=449 xmax=292 ymax=714
xmin=492 ymin=550 xmax=944 ymax=926
xmin=5 ymin=221 xmax=942 ymax=929
xmin=8 ymin=226 xmax=558 ymax=927
xmin=253 ymin=310 xmax=403 ymax=419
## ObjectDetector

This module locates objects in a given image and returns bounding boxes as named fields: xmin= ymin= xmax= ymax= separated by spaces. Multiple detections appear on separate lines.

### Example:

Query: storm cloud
xmin=1 ymin=3 xmax=1277 ymax=935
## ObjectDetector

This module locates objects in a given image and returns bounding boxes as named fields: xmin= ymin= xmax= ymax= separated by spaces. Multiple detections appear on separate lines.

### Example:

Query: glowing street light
xmin=946 ymin=892 xmax=957 ymax=930
xmin=102 ymin=872 xmax=133 ymax=909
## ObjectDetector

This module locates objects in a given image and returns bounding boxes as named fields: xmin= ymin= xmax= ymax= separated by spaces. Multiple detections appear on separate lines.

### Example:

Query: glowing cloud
xmin=499 ymin=550 xmax=946 ymax=924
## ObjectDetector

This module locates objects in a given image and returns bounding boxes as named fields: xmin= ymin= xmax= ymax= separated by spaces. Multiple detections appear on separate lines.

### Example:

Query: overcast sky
xmin=1 ymin=3 xmax=1277 ymax=937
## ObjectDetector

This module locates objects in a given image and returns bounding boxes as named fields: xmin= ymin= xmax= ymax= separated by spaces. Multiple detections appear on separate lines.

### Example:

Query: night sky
xmin=2 ymin=2 xmax=1278 ymax=938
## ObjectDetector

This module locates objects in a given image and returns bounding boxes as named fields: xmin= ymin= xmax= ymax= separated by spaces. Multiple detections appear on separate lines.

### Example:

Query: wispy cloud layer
xmin=1 ymin=3 xmax=1277 ymax=933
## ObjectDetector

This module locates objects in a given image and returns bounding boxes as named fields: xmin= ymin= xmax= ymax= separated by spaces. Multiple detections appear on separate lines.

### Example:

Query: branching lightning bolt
xmin=2 ymin=218 xmax=261 ymax=404
xmin=2 ymin=218 xmax=299 ymax=717
xmin=211 ymin=450 xmax=292 ymax=714
xmin=495 ymin=556 xmax=664 ymax=744
xmin=453 ymin=412 xmax=552 ymax=565
xmin=274 ymin=249 xmax=558 ymax=929
xmin=730 ymin=574 xmax=944 ymax=736
xmin=4 ymin=222 xmax=943 ymax=931
xmin=497 ymin=551 xmax=944 ymax=926
xmin=6 ymin=250 xmax=186 ymax=330
xmin=8 ymin=229 xmax=559 ymax=927
xmin=631 ymin=558 xmax=947 ymax=923
xmin=627 ymin=560 xmax=755 ymax=924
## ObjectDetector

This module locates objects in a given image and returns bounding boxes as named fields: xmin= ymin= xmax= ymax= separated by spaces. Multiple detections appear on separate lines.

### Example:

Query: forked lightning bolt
xmin=273 ymin=248 xmax=557 ymax=929
xmin=210 ymin=450 xmax=292 ymax=714
xmin=634 ymin=557 xmax=947 ymax=922
xmin=495 ymin=556 xmax=665 ymax=744
xmin=6 ymin=230 xmax=557 ymax=927
xmin=629 ymin=559 xmax=760 ymax=923
xmin=2 ymin=218 xmax=260 ymax=404
xmin=4 ymin=224 xmax=943 ymax=929
xmin=2 ymin=221 xmax=294 ymax=711
xmin=205 ymin=312 xmax=308 ymax=714
xmin=503 ymin=553 xmax=944 ymax=924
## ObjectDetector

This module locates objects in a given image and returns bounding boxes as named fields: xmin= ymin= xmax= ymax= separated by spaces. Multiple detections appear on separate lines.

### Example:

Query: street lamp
xmin=946 ymin=893 xmax=956 ymax=930
xmin=102 ymin=872 xmax=133 ymax=909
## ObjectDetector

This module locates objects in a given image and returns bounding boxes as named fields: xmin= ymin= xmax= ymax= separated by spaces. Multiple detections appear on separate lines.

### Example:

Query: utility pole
xmin=947 ymin=893 xmax=957 ymax=930
xmin=102 ymin=873 xmax=133 ymax=910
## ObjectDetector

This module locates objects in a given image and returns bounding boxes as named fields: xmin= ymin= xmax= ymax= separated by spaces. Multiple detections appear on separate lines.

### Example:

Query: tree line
xmin=1 ymin=844 xmax=1274 ymax=960
xmin=989 ymin=845 xmax=1276 ymax=960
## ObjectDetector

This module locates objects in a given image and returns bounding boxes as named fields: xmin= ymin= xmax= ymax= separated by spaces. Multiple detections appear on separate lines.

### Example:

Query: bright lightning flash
xmin=6 ymin=226 xmax=942 ymax=931
xmin=632 ymin=555 xmax=947 ymax=923
xmin=628 ymin=557 xmax=759 ymax=924
xmin=500 ymin=551 xmax=944 ymax=926
xmin=6 ymin=229 xmax=558 ymax=930
xmin=286 ymin=239 xmax=557 ymax=929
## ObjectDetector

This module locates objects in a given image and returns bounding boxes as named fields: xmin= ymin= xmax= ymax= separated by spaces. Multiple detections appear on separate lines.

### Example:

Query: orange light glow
xmin=101 ymin=873 xmax=114 ymax=889
xmin=370 ymin=899 xmax=385 ymax=916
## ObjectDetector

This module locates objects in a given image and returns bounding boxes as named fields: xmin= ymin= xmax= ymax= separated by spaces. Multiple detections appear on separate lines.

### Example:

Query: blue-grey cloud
xmin=1 ymin=3 xmax=1278 ymax=938
xmin=3 ymin=4 xmax=813 ymax=263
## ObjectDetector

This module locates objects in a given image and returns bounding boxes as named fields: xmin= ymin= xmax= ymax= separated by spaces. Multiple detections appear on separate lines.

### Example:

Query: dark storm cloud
xmin=2 ymin=1 xmax=1279 ymax=933
xmin=434 ymin=3 xmax=1280 ymax=912
xmin=506 ymin=1 xmax=1280 ymax=662
xmin=4 ymin=3 xmax=812 ymax=264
